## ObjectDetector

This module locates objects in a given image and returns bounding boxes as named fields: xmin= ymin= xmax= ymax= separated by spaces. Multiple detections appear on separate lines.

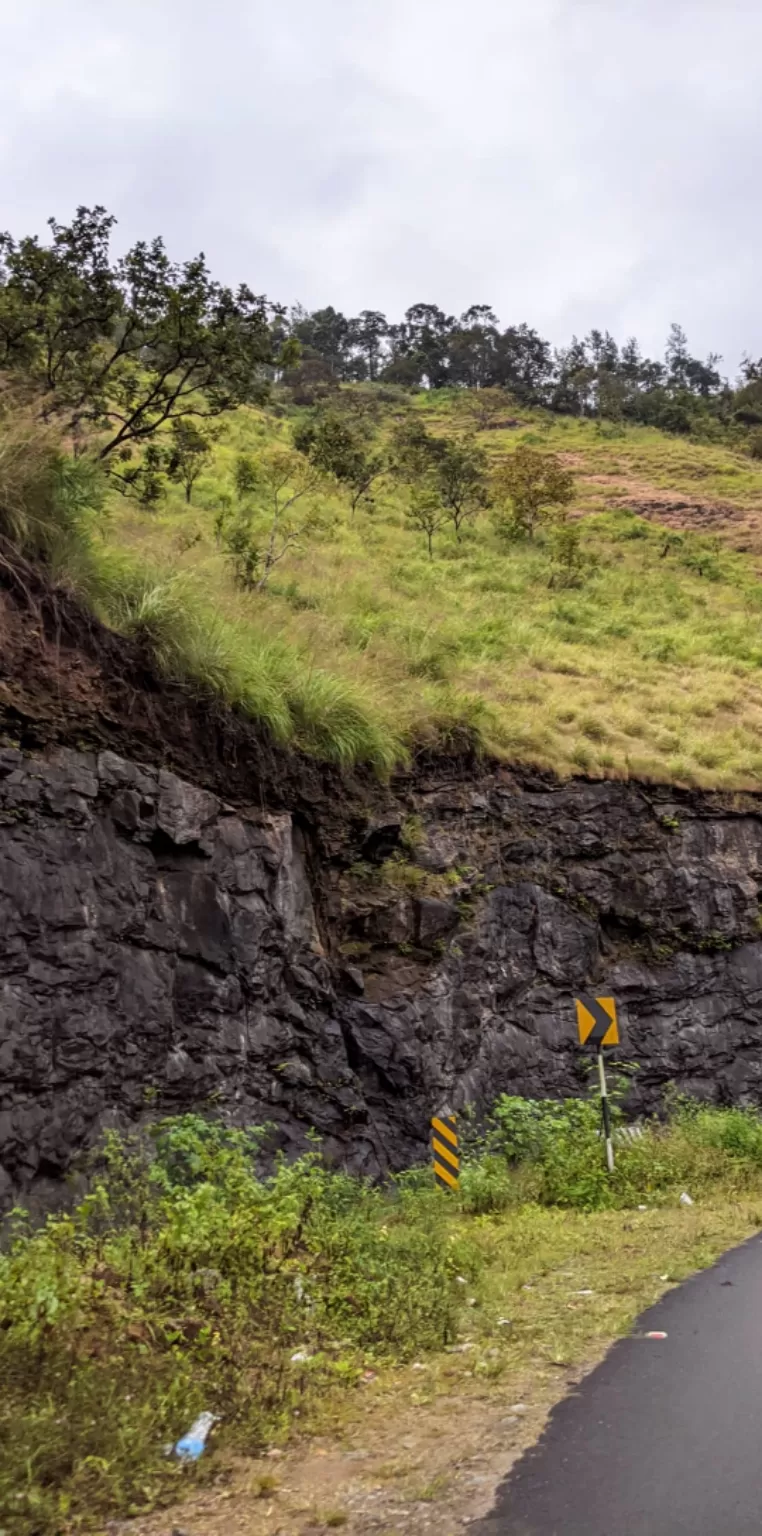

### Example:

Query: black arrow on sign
xmin=578 ymin=994 xmax=614 ymax=1044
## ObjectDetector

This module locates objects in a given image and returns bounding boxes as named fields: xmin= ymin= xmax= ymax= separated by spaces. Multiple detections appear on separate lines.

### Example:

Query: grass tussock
xmin=4 ymin=1100 xmax=762 ymax=1533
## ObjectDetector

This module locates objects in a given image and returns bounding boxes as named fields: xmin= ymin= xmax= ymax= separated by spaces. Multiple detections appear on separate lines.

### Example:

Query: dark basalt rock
xmin=3 ymin=746 xmax=762 ymax=1209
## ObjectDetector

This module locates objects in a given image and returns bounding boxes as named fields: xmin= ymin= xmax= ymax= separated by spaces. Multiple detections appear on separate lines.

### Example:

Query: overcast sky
xmin=1 ymin=0 xmax=761 ymax=371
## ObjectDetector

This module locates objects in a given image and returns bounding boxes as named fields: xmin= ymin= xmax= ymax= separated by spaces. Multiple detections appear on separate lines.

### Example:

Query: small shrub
xmin=548 ymin=519 xmax=587 ymax=587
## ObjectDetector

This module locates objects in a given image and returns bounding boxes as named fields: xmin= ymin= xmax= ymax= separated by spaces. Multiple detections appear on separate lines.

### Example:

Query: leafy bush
xmin=0 ymin=1118 xmax=460 ymax=1534
xmin=469 ymin=1095 xmax=762 ymax=1213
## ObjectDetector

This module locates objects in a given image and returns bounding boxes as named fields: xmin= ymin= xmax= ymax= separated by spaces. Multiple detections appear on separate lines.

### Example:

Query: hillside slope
xmin=101 ymin=392 xmax=762 ymax=789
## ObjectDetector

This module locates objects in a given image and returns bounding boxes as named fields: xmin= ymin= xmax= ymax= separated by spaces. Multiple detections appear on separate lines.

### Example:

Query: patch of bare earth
xmin=578 ymin=471 xmax=762 ymax=557
xmin=119 ymin=1360 xmax=595 ymax=1536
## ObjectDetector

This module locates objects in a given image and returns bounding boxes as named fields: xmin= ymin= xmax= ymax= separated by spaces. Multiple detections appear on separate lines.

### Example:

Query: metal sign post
xmin=597 ymin=1047 xmax=615 ymax=1173
xmin=575 ymin=994 xmax=620 ymax=1173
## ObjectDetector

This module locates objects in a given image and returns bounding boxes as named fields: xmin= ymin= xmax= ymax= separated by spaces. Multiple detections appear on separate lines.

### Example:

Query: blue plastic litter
xmin=174 ymin=1412 xmax=219 ymax=1461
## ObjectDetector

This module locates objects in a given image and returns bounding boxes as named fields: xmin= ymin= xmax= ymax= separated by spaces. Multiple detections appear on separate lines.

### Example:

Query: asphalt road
xmin=473 ymin=1231 xmax=762 ymax=1536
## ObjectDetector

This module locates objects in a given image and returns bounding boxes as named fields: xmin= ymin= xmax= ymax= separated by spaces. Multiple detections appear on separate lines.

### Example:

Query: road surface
xmin=473 ymin=1231 xmax=762 ymax=1535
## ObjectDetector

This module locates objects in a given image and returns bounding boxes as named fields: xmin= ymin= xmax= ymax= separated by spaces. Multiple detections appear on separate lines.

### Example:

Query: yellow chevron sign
xmin=576 ymin=994 xmax=619 ymax=1048
xmin=431 ymin=1114 xmax=460 ymax=1191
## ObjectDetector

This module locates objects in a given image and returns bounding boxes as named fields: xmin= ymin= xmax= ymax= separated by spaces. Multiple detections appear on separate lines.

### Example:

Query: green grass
xmin=6 ymin=393 xmax=762 ymax=782
xmin=4 ymin=1102 xmax=762 ymax=1533
xmin=97 ymin=395 xmax=762 ymax=786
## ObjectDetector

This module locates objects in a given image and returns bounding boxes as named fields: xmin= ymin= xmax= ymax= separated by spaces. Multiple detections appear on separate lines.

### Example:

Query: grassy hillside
xmin=89 ymin=388 xmax=762 ymax=789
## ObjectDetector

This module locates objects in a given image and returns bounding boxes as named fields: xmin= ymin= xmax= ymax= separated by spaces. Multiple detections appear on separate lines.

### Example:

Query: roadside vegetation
xmin=5 ymin=1098 xmax=762 ymax=1534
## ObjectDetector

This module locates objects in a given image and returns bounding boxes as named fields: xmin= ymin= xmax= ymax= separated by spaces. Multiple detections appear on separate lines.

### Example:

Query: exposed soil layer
xmin=0 ymin=573 xmax=379 ymax=832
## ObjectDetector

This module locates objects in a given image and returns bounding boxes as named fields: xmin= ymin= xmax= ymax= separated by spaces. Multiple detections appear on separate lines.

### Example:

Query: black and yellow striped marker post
xmin=431 ymin=1113 xmax=460 ymax=1191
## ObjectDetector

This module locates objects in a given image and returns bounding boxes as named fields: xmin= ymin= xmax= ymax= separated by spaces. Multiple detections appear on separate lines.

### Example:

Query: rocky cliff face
xmin=3 ymin=738 xmax=762 ymax=1208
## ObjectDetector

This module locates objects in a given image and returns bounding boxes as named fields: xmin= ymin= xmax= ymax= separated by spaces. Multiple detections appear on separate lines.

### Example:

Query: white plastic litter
xmin=290 ymin=1349 xmax=311 ymax=1363
xmin=679 ymin=1191 xmax=694 ymax=1207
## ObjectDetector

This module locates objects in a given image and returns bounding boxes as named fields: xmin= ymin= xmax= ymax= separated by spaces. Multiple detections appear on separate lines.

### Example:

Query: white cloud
xmin=1 ymin=0 xmax=762 ymax=367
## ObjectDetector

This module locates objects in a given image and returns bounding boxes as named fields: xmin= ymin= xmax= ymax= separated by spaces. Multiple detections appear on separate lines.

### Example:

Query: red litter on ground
xmin=645 ymin=1331 xmax=668 ymax=1339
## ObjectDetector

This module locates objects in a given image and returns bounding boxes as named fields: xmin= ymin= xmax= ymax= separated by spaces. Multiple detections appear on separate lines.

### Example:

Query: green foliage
xmin=454 ymin=386 xmax=517 ymax=432
xmin=166 ymin=419 xmax=214 ymax=504
xmin=294 ymin=409 xmax=384 ymax=513
xmin=91 ymin=554 xmax=401 ymax=769
xmin=0 ymin=411 xmax=105 ymax=571
xmin=491 ymin=445 xmax=575 ymax=540
xmin=219 ymin=510 xmax=261 ymax=590
xmin=0 ymin=206 xmax=278 ymax=460
xmin=115 ymin=440 xmax=167 ymax=507
xmin=234 ymin=452 xmax=259 ymax=499
xmin=433 ymin=433 xmax=490 ymax=539
xmin=469 ymin=1095 xmax=762 ymax=1213
xmin=390 ymin=415 xmax=445 ymax=482
xmin=404 ymin=482 xmax=449 ymax=557
xmin=0 ymin=1118 xmax=460 ymax=1533
xmin=233 ymin=444 xmax=328 ymax=589
xmin=548 ymin=518 xmax=586 ymax=587
xmin=11 ymin=388 xmax=762 ymax=785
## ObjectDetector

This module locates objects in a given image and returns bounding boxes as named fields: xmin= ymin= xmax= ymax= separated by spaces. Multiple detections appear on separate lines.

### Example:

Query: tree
xmin=234 ymin=453 xmax=259 ymax=499
xmin=115 ymin=442 xmax=167 ymax=507
xmin=166 ymin=418 xmax=213 ymax=503
xmin=405 ymin=484 xmax=448 ymax=558
xmin=448 ymin=306 xmax=499 ymax=389
xmin=734 ymin=377 xmax=762 ymax=426
xmin=349 ymin=310 xmax=388 ymax=381
xmin=552 ymin=337 xmax=595 ymax=416
xmin=289 ymin=305 xmax=351 ymax=377
xmin=246 ymin=445 xmax=327 ymax=589
xmin=491 ymin=446 xmax=574 ymax=539
xmin=665 ymin=323 xmax=690 ymax=390
xmin=388 ymin=303 xmax=454 ymax=388
xmin=220 ymin=513 xmax=261 ymax=590
xmin=280 ymin=353 xmax=338 ymax=405
xmin=665 ymin=323 xmax=722 ymax=400
xmin=389 ymin=416 xmax=445 ymax=482
xmin=548 ymin=519 xmax=586 ymax=587
xmin=294 ymin=409 xmax=384 ymax=513
xmin=492 ymin=324 xmax=554 ymax=403
xmin=433 ymin=434 xmax=489 ymax=539
xmin=0 ymin=205 xmax=279 ymax=461
xmin=455 ymin=385 xmax=516 ymax=432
